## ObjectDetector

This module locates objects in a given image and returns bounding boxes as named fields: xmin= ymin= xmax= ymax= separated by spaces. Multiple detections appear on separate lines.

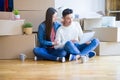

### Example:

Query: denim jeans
xmin=33 ymin=47 xmax=67 ymax=61
xmin=64 ymin=38 xmax=99 ymax=56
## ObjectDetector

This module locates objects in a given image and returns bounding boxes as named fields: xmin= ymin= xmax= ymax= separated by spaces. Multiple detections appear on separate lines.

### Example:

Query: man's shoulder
xmin=57 ymin=25 xmax=65 ymax=32
xmin=58 ymin=25 xmax=64 ymax=30
xmin=72 ymin=21 xmax=80 ymax=25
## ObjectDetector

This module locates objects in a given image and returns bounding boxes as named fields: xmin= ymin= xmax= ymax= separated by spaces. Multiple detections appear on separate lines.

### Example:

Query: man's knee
xmin=92 ymin=38 xmax=100 ymax=46
xmin=64 ymin=41 xmax=74 ymax=48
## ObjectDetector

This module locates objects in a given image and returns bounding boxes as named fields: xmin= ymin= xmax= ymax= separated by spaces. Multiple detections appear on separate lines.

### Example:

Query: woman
xmin=33 ymin=7 xmax=67 ymax=62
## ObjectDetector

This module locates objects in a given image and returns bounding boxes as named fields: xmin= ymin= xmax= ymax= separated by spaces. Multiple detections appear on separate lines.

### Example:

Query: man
xmin=54 ymin=8 xmax=99 ymax=62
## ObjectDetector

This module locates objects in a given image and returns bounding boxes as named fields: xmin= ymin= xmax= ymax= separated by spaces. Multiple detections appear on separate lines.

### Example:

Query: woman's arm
xmin=38 ymin=23 xmax=53 ymax=47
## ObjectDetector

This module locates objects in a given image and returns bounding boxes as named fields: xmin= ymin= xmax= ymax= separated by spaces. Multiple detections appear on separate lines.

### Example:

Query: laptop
xmin=79 ymin=31 xmax=95 ymax=44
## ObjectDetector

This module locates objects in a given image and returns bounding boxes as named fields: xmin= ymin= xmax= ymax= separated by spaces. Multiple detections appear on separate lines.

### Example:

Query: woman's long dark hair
xmin=45 ymin=7 xmax=57 ymax=41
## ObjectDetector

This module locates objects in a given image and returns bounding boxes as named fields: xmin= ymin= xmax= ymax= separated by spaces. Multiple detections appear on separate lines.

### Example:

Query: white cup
xmin=19 ymin=53 xmax=26 ymax=62
xmin=81 ymin=56 xmax=87 ymax=63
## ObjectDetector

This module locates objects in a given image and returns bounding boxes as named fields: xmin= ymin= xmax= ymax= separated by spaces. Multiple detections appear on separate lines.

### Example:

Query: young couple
xmin=33 ymin=7 xmax=99 ymax=63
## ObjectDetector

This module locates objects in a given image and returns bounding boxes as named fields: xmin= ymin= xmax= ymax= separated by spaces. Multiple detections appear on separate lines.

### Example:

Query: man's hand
xmin=71 ymin=40 xmax=78 ymax=43
xmin=85 ymin=41 xmax=91 ymax=45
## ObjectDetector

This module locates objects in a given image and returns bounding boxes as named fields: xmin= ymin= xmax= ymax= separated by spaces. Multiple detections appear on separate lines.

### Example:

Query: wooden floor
xmin=0 ymin=56 xmax=120 ymax=80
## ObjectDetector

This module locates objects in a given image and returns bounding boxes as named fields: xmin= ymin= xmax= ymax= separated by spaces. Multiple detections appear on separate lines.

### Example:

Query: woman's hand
xmin=52 ymin=41 xmax=59 ymax=46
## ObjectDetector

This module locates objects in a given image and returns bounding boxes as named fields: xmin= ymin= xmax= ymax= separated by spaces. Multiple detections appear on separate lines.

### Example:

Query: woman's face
xmin=52 ymin=12 xmax=57 ymax=22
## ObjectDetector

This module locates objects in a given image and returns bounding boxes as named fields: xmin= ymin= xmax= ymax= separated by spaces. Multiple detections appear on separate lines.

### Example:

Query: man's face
xmin=63 ymin=14 xmax=73 ymax=26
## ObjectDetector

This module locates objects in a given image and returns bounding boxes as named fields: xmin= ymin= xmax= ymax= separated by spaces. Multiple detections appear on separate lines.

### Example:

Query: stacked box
xmin=0 ymin=12 xmax=14 ymax=20
xmin=95 ymin=42 xmax=120 ymax=56
xmin=20 ymin=10 xmax=45 ymax=32
xmin=83 ymin=18 xmax=102 ymax=30
xmin=93 ymin=27 xmax=120 ymax=42
xmin=0 ymin=20 xmax=24 ymax=36
xmin=14 ymin=0 xmax=55 ymax=32
xmin=14 ymin=0 xmax=54 ymax=11
xmin=0 ymin=34 xmax=37 ymax=59
xmin=94 ymin=27 xmax=120 ymax=55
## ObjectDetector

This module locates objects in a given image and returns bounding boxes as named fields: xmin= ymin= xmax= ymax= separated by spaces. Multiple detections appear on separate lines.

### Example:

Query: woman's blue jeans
xmin=33 ymin=47 xmax=67 ymax=61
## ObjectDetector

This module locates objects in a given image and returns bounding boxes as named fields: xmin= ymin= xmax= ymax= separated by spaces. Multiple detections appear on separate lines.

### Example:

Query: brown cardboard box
xmin=115 ymin=21 xmax=120 ymax=27
xmin=0 ymin=20 xmax=24 ymax=36
xmin=0 ymin=12 xmax=14 ymax=20
xmin=83 ymin=18 xmax=102 ymax=30
xmin=95 ymin=42 xmax=120 ymax=56
xmin=20 ymin=10 xmax=45 ymax=32
xmin=14 ymin=0 xmax=54 ymax=10
xmin=0 ymin=34 xmax=37 ymax=59
xmin=93 ymin=27 xmax=120 ymax=42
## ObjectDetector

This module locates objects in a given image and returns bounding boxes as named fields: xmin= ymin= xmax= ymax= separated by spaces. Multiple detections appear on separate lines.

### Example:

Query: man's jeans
xmin=64 ymin=38 xmax=99 ymax=56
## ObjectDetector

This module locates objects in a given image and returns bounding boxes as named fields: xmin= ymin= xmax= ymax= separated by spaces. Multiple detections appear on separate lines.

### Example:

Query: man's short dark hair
xmin=62 ymin=8 xmax=73 ymax=17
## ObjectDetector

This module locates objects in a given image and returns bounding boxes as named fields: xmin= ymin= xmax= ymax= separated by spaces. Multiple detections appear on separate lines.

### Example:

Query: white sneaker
xmin=69 ymin=54 xmax=76 ymax=61
xmin=62 ymin=57 xmax=66 ymax=63
xmin=34 ymin=56 xmax=37 ymax=61
xmin=58 ymin=57 xmax=66 ymax=63
xmin=88 ymin=51 xmax=96 ymax=58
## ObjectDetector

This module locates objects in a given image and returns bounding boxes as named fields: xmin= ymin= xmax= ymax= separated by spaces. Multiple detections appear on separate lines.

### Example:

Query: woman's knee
xmin=33 ymin=47 xmax=39 ymax=53
xmin=57 ymin=49 xmax=67 ymax=57
xmin=61 ymin=51 xmax=67 ymax=57
xmin=33 ymin=47 xmax=46 ymax=56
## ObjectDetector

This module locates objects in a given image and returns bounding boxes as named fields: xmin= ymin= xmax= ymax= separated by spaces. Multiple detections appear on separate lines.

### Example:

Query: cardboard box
xmin=14 ymin=0 xmax=54 ymax=10
xmin=95 ymin=42 xmax=120 ymax=56
xmin=0 ymin=20 xmax=24 ymax=36
xmin=83 ymin=18 xmax=102 ymax=30
xmin=115 ymin=21 xmax=120 ymax=27
xmin=101 ymin=16 xmax=116 ymax=27
xmin=0 ymin=12 xmax=14 ymax=20
xmin=20 ymin=10 xmax=45 ymax=32
xmin=0 ymin=34 xmax=37 ymax=59
xmin=93 ymin=27 xmax=120 ymax=42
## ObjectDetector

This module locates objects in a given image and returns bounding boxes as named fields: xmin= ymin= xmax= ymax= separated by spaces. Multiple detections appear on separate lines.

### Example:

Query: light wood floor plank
xmin=0 ymin=56 xmax=120 ymax=80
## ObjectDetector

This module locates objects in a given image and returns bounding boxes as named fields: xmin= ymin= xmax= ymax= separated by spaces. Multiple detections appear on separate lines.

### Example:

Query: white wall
xmin=55 ymin=0 xmax=105 ymax=18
